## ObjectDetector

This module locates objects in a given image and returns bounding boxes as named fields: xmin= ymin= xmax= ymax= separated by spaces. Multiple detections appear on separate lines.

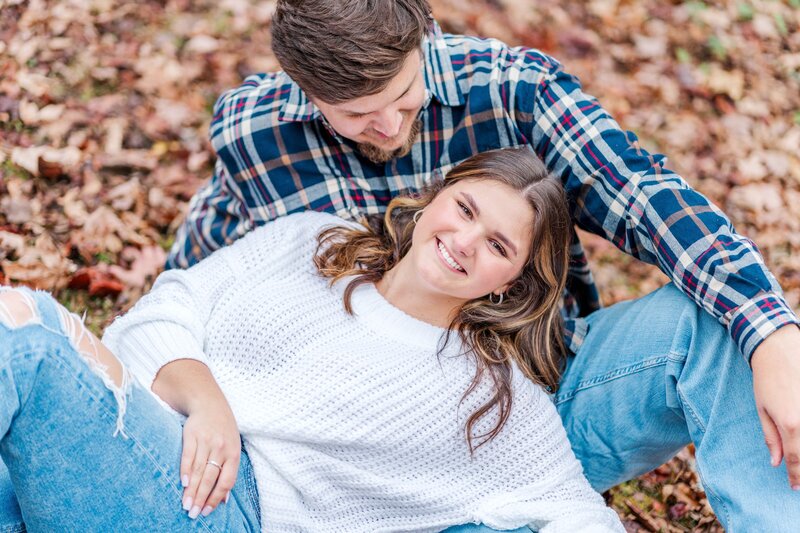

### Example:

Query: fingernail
xmin=182 ymin=495 xmax=193 ymax=511
xmin=189 ymin=505 xmax=201 ymax=519
xmin=225 ymin=492 xmax=230 ymax=504
xmin=181 ymin=474 xmax=189 ymax=487
xmin=201 ymin=505 xmax=213 ymax=517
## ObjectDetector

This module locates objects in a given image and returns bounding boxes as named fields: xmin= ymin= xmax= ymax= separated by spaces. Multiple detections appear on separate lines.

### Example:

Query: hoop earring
xmin=489 ymin=292 xmax=504 ymax=305
xmin=413 ymin=210 xmax=424 ymax=225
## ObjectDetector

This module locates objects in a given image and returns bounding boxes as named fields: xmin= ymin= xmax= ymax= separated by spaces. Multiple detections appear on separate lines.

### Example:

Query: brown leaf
xmin=68 ymin=266 xmax=124 ymax=297
xmin=103 ymin=117 xmax=128 ymax=155
xmin=107 ymin=178 xmax=145 ymax=213
xmin=0 ymin=231 xmax=26 ymax=260
xmin=1 ymin=234 xmax=75 ymax=290
xmin=185 ymin=35 xmax=219 ymax=54
xmin=10 ymin=145 xmax=82 ymax=179
xmin=97 ymin=150 xmax=158 ymax=171
xmin=78 ymin=206 xmax=146 ymax=254
xmin=704 ymin=65 xmax=745 ymax=101
xmin=18 ymin=101 xmax=65 ymax=125
xmin=108 ymin=245 xmax=165 ymax=289
xmin=0 ymin=179 xmax=39 ymax=224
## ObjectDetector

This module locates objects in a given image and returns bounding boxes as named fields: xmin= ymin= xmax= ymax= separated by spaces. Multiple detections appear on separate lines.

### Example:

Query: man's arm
xmin=525 ymin=62 xmax=798 ymax=360
xmin=167 ymin=159 xmax=253 ymax=269
xmin=521 ymin=58 xmax=800 ymax=485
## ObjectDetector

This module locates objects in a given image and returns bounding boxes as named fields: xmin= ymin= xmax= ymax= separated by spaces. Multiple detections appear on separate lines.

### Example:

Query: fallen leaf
xmin=18 ymin=101 xmax=65 ymax=125
xmin=1 ymin=234 xmax=75 ymax=290
xmin=107 ymin=178 xmax=145 ymax=213
xmin=0 ymin=231 xmax=26 ymax=260
xmin=68 ymin=266 xmax=124 ymax=297
xmin=185 ymin=34 xmax=219 ymax=54
xmin=96 ymin=150 xmax=158 ymax=171
xmin=103 ymin=117 xmax=128 ymax=155
xmin=108 ymin=245 xmax=165 ymax=289
xmin=10 ymin=145 xmax=82 ymax=179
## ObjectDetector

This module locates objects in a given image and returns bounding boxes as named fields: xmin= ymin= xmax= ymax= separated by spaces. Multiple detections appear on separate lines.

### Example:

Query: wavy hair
xmin=314 ymin=148 xmax=572 ymax=451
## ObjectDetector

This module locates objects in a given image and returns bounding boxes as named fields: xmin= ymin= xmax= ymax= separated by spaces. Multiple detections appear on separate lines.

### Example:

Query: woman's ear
xmin=493 ymin=285 xmax=510 ymax=296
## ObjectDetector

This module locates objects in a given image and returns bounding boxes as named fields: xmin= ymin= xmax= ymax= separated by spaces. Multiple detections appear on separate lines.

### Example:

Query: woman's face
xmin=408 ymin=178 xmax=534 ymax=304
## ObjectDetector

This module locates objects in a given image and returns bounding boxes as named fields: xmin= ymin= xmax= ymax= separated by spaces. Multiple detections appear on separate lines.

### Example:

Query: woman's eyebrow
xmin=462 ymin=192 xmax=518 ymax=257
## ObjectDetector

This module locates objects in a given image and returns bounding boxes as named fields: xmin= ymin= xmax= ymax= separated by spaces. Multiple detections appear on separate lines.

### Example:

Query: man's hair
xmin=271 ymin=0 xmax=433 ymax=104
xmin=314 ymin=148 xmax=572 ymax=452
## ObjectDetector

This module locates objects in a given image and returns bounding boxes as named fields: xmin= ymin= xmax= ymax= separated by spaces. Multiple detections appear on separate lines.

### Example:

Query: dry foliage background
xmin=1 ymin=0 xmax=799 ymax=530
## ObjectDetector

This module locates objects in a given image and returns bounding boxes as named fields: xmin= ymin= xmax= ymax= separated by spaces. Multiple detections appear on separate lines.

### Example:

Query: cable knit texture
xmin=103 ymin=211 xmax=624 ymax=533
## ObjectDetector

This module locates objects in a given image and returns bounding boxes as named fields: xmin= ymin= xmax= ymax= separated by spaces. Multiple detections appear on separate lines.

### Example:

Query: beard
xmin=357 ymin=118 xmax=422 ymax=164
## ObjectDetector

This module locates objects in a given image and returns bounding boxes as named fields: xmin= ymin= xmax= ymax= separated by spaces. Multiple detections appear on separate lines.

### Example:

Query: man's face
xmin=312 ymin=51 xmax=426 ymax=163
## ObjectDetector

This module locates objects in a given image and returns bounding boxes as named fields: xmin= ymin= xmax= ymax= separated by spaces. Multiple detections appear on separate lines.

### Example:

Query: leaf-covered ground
xmin=1 ymin=0 xmax=798 ymax=530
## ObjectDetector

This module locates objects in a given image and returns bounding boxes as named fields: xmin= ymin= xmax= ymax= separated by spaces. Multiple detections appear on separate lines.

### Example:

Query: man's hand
xmin=752 ymin=324 xmax=800 ymax=489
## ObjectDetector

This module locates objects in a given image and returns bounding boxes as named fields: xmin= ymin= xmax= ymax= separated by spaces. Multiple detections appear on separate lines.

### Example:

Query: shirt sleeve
xmin=522 ymin=60 xmax=798 ymax=362
xmin=166 ymin=158 xmax=253 ymax=269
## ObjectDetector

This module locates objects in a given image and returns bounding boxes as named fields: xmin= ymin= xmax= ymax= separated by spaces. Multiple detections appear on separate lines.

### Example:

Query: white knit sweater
xmin=102 ymin=211 xmax=624 ymax=533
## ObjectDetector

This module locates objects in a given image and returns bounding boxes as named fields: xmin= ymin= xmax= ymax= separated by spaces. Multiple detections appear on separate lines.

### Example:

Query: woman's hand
xmin=752 ymin=324 xmax=800 ymax=489
xmin=151 ymin=359 xmax=241 ymax=519
xmin=181 ymin=398 xmax=241 ymax=519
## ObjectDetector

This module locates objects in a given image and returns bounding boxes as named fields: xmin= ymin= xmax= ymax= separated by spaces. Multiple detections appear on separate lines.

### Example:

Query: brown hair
xmin=314 ymin=148 xmax=573 ymax=452
xmin=271 ymin=0 xmax=433 ymax=103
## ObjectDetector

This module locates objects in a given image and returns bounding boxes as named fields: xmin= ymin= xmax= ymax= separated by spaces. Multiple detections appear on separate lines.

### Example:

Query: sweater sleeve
xmin=102 ymin=211 xmax=341 ymax=390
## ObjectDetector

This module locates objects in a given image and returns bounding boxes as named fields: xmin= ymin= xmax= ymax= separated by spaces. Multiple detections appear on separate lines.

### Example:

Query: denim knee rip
xmin=0 ymin=287 xmax=132 ymax=437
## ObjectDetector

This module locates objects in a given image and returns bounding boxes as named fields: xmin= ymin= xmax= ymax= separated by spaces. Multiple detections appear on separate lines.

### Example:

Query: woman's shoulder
xmin=236 ymin=211 xmax=357 ymax=247
xmin=261 ymin=210 xmax=361 ymax=236
xmin=223 ymin=211 xmax=361 ymax=273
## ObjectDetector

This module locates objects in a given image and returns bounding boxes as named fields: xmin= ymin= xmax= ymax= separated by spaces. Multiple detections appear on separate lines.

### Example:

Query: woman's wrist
xmin=152 ymin=359 xmax=228 ymax=416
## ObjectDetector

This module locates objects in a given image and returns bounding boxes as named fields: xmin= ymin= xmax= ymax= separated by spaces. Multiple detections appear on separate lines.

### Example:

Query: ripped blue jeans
xmin=0 ymin=287 xmax=260 ymax=532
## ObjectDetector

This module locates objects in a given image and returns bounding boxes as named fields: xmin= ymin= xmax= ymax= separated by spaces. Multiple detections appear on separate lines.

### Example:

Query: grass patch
xmin=55 ymin=289 xmax=117 ymax=337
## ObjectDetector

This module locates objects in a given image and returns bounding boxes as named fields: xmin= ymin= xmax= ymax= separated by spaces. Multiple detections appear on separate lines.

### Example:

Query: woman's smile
xmin=436 ymin=238 xmax=466 ymax=274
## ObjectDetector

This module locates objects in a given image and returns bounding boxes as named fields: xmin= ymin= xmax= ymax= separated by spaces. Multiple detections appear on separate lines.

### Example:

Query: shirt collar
xmin=422 ymin=21 xmax=466 ymax=107
xmin=279 ymin=73 xmax=321 ymax=122
xmin=279 ymin=21 xmax=464 ymax=124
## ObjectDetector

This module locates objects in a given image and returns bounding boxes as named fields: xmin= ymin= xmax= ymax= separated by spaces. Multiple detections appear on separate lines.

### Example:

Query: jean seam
xmin=674 ymin=385 xmax=704 ymax=439
xmin=241 ymin=450 xmax=261 ymax=529
xmin=555 ymin=355 xmax=670 ymax=405
xmin=689 ymin=451 xmax=731 ymax=531
xmin=673 ymin=381 xmax=732 ymax=529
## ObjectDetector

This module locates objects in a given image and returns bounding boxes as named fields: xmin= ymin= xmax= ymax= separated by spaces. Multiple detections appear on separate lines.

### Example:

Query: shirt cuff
xmin=725 ymin=292 xmax=800 ymax=363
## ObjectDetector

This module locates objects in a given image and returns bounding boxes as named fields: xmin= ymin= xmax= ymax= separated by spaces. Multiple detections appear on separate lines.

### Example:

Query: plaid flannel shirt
xmin=168 ymin=22 xmax=798 ymax=361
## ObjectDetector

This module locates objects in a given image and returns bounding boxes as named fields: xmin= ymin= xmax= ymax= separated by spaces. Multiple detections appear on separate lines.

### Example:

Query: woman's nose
xmin=452 ymin=229 xmax=479 ymax=257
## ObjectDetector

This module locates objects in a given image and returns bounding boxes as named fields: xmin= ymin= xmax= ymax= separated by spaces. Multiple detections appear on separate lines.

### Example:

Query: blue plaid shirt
xmin=168 ymin=23 xmax=798 ymax=361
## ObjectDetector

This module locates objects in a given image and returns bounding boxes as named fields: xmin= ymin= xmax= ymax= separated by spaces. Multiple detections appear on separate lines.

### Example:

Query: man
xmin=169 ymin=0 xmax=800 ymax=529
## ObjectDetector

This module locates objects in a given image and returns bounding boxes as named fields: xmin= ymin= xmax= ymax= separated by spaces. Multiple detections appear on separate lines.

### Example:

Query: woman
xmin=0 ymin=148 xmax=624 ymax=532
